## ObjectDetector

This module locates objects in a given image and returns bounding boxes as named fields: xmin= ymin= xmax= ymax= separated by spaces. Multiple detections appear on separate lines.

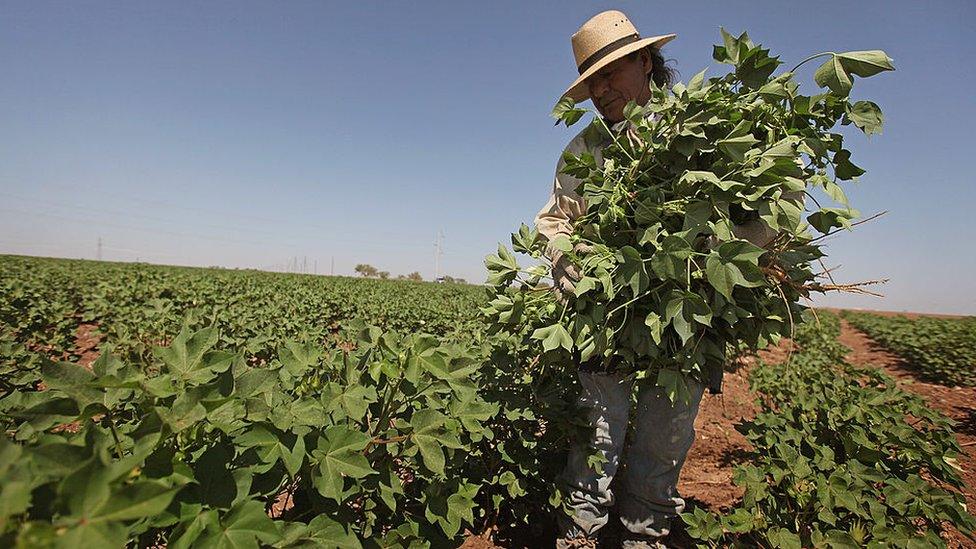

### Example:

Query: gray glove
xmin=551 ymin=243 xmax=593 ymax=302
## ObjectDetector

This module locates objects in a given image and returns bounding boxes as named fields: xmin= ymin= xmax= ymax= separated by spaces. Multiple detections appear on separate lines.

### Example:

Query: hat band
xmin=577 ymin=33 xmax=640 ymax=75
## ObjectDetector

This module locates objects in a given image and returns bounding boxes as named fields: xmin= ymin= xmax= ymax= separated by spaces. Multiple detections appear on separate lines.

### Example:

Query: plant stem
xmin=107 ymin=413 xmax=125 ymax=459
xmin=790 ymin=52 xmax=835 ymax=74
xmin=591 ymin=115 xmax=636 ymax=162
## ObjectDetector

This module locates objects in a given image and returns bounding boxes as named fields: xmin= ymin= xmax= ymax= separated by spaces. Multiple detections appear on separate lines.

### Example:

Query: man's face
xmin=585 ymin=50 xmax=653 ymax=123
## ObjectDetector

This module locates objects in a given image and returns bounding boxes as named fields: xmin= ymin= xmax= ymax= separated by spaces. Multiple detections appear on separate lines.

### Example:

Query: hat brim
xmin=561 ymin=33 xmax=677 ymax=103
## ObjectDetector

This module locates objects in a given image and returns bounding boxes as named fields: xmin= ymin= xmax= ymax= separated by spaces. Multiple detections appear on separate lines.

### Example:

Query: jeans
xmin=559 ymin=370 xmax=705 ymax=539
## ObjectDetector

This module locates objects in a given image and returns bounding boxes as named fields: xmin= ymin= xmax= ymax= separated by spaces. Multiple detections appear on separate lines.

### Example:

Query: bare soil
xmin=73 ymin=322 xmax=103 ymax=369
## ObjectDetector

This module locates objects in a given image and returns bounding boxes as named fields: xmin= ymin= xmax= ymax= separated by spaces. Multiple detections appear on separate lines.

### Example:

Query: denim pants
xmin=560 ymin=370 xmax=705 ymax=539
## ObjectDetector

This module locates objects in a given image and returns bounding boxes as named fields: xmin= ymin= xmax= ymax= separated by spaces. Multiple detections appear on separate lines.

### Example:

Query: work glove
xmin=551 ymin=243 xmax=593 ymax=303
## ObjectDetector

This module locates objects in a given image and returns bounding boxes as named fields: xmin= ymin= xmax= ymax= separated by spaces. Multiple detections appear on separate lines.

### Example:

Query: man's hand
xmin=551 ymin=243 xmax=593 ymax=303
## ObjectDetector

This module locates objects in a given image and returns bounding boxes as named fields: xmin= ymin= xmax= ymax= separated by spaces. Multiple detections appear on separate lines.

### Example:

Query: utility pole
xmin=97 ymin=237 xmax=102 ymax=261
xmin=433 ymin=230 xmax=444 ymax=280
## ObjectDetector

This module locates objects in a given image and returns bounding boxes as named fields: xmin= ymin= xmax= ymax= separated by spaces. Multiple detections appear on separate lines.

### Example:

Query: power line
xmin=0 ymin=190 xmax=434 ymax=250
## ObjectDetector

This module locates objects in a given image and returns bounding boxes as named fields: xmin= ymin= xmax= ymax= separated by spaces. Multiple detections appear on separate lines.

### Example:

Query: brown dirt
xmin=72 ymin=322 xmax=103 ymax=369
xmin=839 ymin=319 xmax=976 ymax=548
xmin=459 ymin=532 xmax=499 ymax=549
xmin=44 ymin=323 xmax=104 ymax=433
xmin=678 ymin=360 xmax=757 ymax=513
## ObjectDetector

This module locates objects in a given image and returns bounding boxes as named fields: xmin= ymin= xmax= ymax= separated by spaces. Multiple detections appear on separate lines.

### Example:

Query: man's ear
xmin=641 ymin=48 xmax=653 ymax=77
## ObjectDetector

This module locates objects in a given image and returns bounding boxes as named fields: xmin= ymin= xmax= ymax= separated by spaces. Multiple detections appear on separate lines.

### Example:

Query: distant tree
xmin=406 ymin=271 xmax=423 ymax=282
xmin=378 ymin=271 xmax=390 ymax=280
xmin=354 ymin=264 xmax=379 ymax=277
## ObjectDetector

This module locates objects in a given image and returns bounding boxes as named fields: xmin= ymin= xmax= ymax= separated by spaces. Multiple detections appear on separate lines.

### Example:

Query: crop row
xmin=0 ymin=255 xmax=576 ymax=547
xmin=683 ymin=312 xmax=975 ymax=547
xmin=843 ymin=312 xmax=976 ymax=387
xmin=0 ymin=255 xmax=487 ymax=365
xmin=1 ymin=256 xmax=974 ymax=546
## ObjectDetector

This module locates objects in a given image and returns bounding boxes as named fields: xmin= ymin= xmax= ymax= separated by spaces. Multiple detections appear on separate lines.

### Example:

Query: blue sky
xmin=2 ymin=1 xmax=974 ymax=314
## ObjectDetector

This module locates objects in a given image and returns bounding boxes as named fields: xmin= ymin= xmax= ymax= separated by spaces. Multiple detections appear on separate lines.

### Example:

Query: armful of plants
xmin=485 ymin=28 xmax=894 ymax=402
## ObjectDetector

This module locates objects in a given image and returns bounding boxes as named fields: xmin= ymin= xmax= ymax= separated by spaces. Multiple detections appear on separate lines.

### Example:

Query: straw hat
xmin=562 ymin=10 xmax=676 ymax=103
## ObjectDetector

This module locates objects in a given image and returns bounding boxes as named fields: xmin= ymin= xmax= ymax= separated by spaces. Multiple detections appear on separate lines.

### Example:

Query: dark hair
xmin=627 ymin=45 xmax=678 ymax=89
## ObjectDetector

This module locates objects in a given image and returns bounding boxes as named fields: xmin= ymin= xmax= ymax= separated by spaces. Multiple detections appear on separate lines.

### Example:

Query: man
xmin=535 ymin=10 xmax=799 ymax=548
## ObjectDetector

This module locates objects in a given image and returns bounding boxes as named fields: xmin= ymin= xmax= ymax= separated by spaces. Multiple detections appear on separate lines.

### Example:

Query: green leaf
xmin=716 ymin=240 xmax=766 ymax=264
xmin=170 ymin=507 xmax=219 ymax=549
xmin=155 ymin=391 xmax=207 ymax=433
xmin=191 ymin=444 xmax=237 ymax=509
xmin=650 ymin=236 xmax=693 ymax=281
xmin=333 ymin=384 xmax=378 ymax=421
xmin=234 ymin=368 xmax=278 ymax=398
xmin=278 ymin=341 xmax=321 ymax=379
xmin=410 ymin=409 xmax=462 ymax=476
xmin=837 ymin=50 xmax=895 ymax=78
xmin=617 ymin=246 xmax=650 ymax=295
xmin=510 ymin=223 xmax=540 ymax=254
xmin=644 ymin=312 xmax=663 ymax=345
xmin=549 ymin=235 xmax=573 ymax=253
xmin=531 ymin=323 xmax=573 ymax=353
xmin=153 ymin=326 xmax=234 ymax=385
xmin=663 ymin=291 xmax=713 ymax=344
xmin=717 ymin=135 xmax=759 ymax=162
xmin=195 ymin=499 xmax=281 ymax=549
xmin=814 ymin=51 xmax=893 ymax=96
xmin=657 ymin=369 xmax=690 ymax=405
xmin=678 ymin=171 xmax=718 ymax=187
xmin=551 ymin=95 xmax=586 ymax=126
xmin=282 ymin=435 xmax=305 ymax=478
xmin=92 ymin=481 xmax=179 ymax=522
xmin=53 ymin=520 xmax=128 ymax=548
xmin=846 ymin=100 xmax=884 ymax=135
xmin=767 ymin=528 xmax=802 ymax=549
xmin=807 ymin=207 xmax=860 ymax=234
xmin=687 ymin=68 xmax=707 ymax=92
xmin=833 ymin=149 xmax=865 ymax=180
xmin=234 ymin=425 xmax=304 ymax=476
xmin=680 ymin=201 xmax=713 ymax=240
xmin=484 ymin=244 xmax=519 ymax=286
xmin=574 ymin=276 xmax=598 ymax=297
xmin=622 ymin=100 xmax=644 ymax=124
xmin=705 ymin=255 xmax=746 ymax=300
xmin=40 ymin=360 xmax=101 ymax=409
xmin=814 ymin=54 xmax=853 ymax=95
xmin=294 ymin=515 xmax=362 ymax=549
xmin=314 ymin=426 xmax=375 ymax=502
xmin=448 ymin=397 xmax=498 ymax=433
xmin=823 ymin=179 xmax=850 ymax=206
xmin=443 ymin=482 xmax=480 ymax=537
xmin=59 ymin=459 xmax=111 ymax=519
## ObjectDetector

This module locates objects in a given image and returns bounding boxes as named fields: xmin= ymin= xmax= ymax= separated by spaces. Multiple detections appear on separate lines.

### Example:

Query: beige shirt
xmin=534 ymin=120 xmax=802 ymax=257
